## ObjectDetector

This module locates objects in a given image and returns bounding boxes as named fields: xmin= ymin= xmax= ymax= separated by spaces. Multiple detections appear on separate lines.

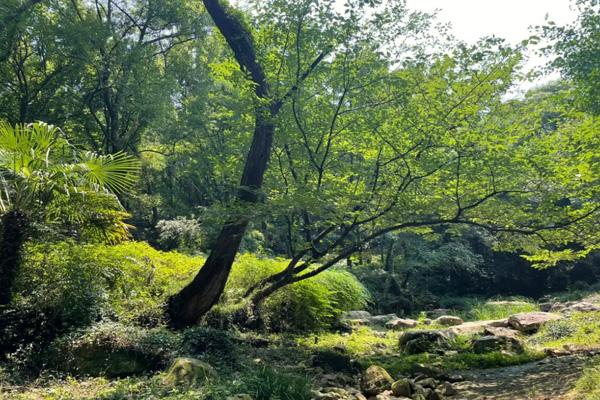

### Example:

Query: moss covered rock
xmin=163 ymin=357 xmax=217 ymax=386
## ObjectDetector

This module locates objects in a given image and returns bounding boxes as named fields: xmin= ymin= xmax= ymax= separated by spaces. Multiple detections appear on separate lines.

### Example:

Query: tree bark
xmin=167 ymin=0 xmax=276 ymax=328
xmin=0 ymin=210 xmax=27 ymax=305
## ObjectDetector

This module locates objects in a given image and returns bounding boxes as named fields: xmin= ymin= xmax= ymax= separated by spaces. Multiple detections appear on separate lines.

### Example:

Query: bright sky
xmin=407 ymin=0 xmax=577 ymax=44
xmin=406 ymin=0 xmax=579 ymax=92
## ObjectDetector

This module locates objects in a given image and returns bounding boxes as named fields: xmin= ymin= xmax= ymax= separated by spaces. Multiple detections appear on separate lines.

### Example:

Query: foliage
xmin=156 ymin=216 xmax=204 ymax=253
xmin=530 ymin=311 xmax=600 ymax=348
xmin=540 ymin=0 xmax=600 ymax=114
xmin=17 ymin=241 xmax=202 ymax=327
xmin=0 ymin=121 xmax=139 ymax=243
xmin=181 ymin=327 xmax=237 ymax=365
xmin=226 ymin=254 xmax=371 ymax=331
xmin=45 ymin=322 xmax=180 ymax=376
xmin=571 ymin=357 xmax=600 ymax=400
xmin=460 ymin=298 xmax=539 ymax=321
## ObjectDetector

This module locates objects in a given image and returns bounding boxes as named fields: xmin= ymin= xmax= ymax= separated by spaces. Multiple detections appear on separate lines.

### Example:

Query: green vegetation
xmin=0 ymin=0 xmax=599 ymax=398
xmin=531 ymin=311 xmax=600 ymax=349
xmin=571 ymin=358 xmax=600 ymax=400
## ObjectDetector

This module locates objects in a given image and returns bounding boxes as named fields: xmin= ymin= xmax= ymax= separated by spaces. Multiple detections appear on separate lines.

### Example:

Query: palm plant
xmin=0 ymin=121 xmax=139 ymax=305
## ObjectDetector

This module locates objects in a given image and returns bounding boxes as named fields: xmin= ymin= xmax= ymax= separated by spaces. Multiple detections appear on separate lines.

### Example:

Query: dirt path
xmin=453 ymin=355 xmax=590 ymax=400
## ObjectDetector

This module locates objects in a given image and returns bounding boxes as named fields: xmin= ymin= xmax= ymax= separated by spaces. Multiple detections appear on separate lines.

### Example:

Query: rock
xmin=313 ymin=387 xmax=354 ymax=400
xmin=391 ymin=378 xmax=413 ymax=397
xmin=361 ymin=365 xmax=393 ymax=396
xmin=418 ymin=377 xmax=438 ymax=389
xmin=312 ymin=349 xmax=358 ymax=372
xmin=508 ymin=312 xmax=562 ymax=333
xmin=423 ymin=319 xmax=433 ymax=325
xmin=387 ymin=318 xmax=419 ymax=330
xmin=411 ymin=363 xmax=444 ymax=379
xmin=440 ymin=381 xmax=457 ymax=396
xmin=399 ymin=330 xmax=455 ymax=355
xmin=343 ymin=311 xmax=372 ymax=320
xmin=428 ymin=389 xmax=444 ymax=400
xmin=483 ymin=326 xmax=520 ymax=339
xmin=557 ymin=301 xmax=600 ymax=313
xmin=446 ymin=319 xmax=508 ymax=335
xmin=539 ymin=302 xmax=554 ymax=312
xmin=433 ymin=316 xmax=464 ymax=326
xmin=472 ymin=335 xmax=524 ymax=354
xmin=374 ymin=389 xmax=411 ymax=400
xmin=370 ymin=314 xmax=400 ymax=325
xmin=163 ymin=357 xmax=217 ymax=387
xmin=426 ymin=309 xmax=452 ymax=318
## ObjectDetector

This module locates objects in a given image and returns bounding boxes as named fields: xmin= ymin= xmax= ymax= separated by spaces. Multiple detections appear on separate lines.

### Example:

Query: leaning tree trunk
xmin=0 ymin=210 xmax=27 ymax=305
xmin=167 ymin=0 xmax=277 ymax=329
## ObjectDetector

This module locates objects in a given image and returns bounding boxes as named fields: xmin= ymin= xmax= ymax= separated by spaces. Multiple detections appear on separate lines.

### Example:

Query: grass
xmin=0 ymin=366 xmax=313 ymax=400
xmin=295 ymin=326 xmax=544 ymax=379
xmin=444 ymin=297 xmax=539 ymax=321
xmin=529 ymin=311 xmax=600 ymax=349
xmin=570 ymin=357 xmax=600 ymax=400
xmin=296 ymin=327 xmax=399 ymax=356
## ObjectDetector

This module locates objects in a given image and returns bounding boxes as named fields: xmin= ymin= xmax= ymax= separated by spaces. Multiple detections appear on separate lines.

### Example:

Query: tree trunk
xmin=0 ymin=210 xmax=27 ymax=305
xmin=166 ymin=0 xmax=276 ymax=328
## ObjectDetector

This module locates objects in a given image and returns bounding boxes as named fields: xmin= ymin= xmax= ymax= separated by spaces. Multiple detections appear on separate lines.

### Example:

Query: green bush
xmin=16 ymin=242 xmax=369 ymax=333
xmin=182 ymin=327 xmax=237 ymax=365
xmin=226 ymin=254 xmax=371 ymax=331
xmin=17 ymin=241 xmax=202 ymax=327
xmin=45 ymin=322 xmax=180 ymax=377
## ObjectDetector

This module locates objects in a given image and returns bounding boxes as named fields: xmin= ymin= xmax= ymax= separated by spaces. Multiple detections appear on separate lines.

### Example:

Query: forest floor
xmin=4 ymin=295 xmax=600 ymax=399
xmin=454 ymin=354 xmax=589 ymax=399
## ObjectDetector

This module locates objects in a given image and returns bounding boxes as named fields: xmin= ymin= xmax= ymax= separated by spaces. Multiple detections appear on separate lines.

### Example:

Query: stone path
xmin=453 ymin=355 xmax=590 ymax=399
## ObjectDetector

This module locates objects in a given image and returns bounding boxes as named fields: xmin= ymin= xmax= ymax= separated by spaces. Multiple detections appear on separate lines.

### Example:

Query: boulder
xmin=370 ymin=314 xmax=400 ymax=325
xmin=391 ymin=378 xmax=413 ymax=397
xmin=433 ymin=316 xmax=464 ymax=326
xmin=508 ymin=312 xmax=562 ymax=333
xmin=440 ymin=381 xmax=457 ymax=396
xmin=399 ymin=330 xmax=455 ymax=354
xmin=163 ymin=357 xmax=217 ymax=386
xmin=386 ymin=318 xmax=419 ymax=330
xmin=472 ymin=335 xmax=524 ymax=354
xmin=554 ymin=301 xmax=600 ymax=313
xmin=483 ymin=326 xmax=520 ymax=339
xmin=539 ymin=302 xmax=554 ymax=312
xmin=411 ymin=363 xmax=444 ymax=379
xmin=361 ymin=365 xmax=393 ymax=396
xmin=417 ymin=377 xmax=438 ymax=389
xmin=342 ymin=311 xmax=372 ymax=320
xmin=374 ymin=390 xmax=411 ymax=400
xmin=446 ymin=319 xmax=508 ymax=335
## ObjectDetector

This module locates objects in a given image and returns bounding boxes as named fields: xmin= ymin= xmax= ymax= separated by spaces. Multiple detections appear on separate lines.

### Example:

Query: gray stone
xmin=387 ymin=318 xmax=419 ymax=330
xmin=508 ymin=312 xmax=562 ymax=333
xmin=433 ymin=315 xmax=464 ymax=326
xmin=399 ymin=330 xmax=455 ymax=354
xmin=472 ymin=335 xmax=524 ymax=354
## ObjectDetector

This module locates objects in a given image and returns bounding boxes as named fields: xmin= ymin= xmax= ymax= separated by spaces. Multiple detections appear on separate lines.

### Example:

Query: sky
xmin=406 ymin=0 xmax=579 ymax=92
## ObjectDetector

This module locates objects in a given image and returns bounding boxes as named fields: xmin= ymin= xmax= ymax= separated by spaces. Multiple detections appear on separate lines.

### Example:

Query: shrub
xmin=155 ymin=216 xmax=203 ymax=253
xmin=45 ymin=322 xmax=180 ymax=377
xmin=530 ymin=311 xmax=600 ymax=348
xmin=226 ymin=254 xmax=371 ymax=331
xmin=17 ymin=241 xmax=202 ymax=327
xmin=182 ymin=327 xmax=237 ymax=365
